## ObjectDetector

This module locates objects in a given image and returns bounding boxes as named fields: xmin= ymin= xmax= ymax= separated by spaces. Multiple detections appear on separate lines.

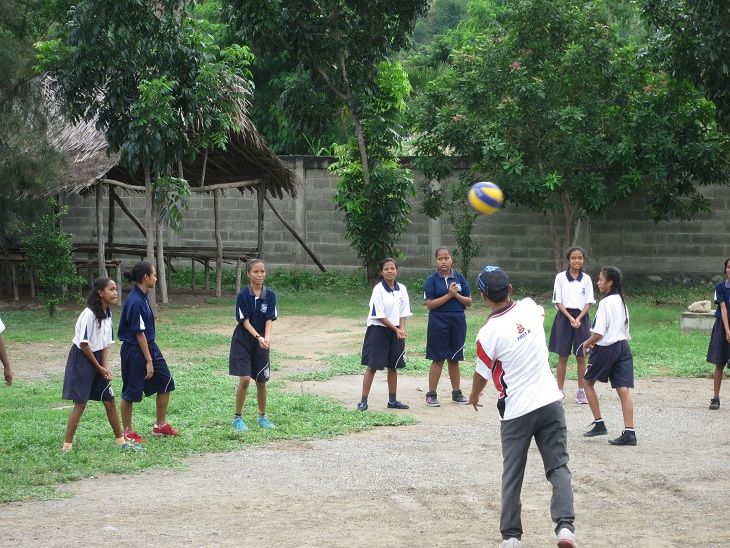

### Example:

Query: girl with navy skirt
xmin=229 ymin=259 xmax=277 ymax=431
xmin=357 ymin=258 xmax=413 ymax=411
xmin=548 ymin=246 xmax=594 ymax=404
xmin=62 ymin=277 xmax=136 ymax=452
xmin=424 ymin=247 xmax=472 ymax=406
xmin=707 ymin=257 xmax=730 ymax=410
xmin=118 ymin=261 xmax=177 ymax=443
xmin=582 ymin=266 xmax=636 ymax=446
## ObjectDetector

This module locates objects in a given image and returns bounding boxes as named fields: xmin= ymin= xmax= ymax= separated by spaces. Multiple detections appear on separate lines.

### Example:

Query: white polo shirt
xmin=552 ymin=270 xmax=595 ymax=309
xmin=591 ymin=293 xmax=630 ymax=346
xmin=0 ymin=316 xmax=5 ymax=334
xmin=367 ymin=281 xmax=413 ymax=327
xmin=475 ymin=298 xmax=563 ymax=420
xmin=72 ymin=307 xmax=114 ymax=352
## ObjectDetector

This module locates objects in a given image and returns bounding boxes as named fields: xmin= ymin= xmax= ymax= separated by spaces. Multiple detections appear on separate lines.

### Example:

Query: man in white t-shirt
xmin=0 ymin=316 xmax=13 ymax=385
xmin=469 ymin=267 xmax=577 ymax=548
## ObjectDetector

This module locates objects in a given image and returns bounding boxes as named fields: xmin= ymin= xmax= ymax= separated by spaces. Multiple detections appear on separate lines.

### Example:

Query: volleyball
xmin=468 ymin=181 xmax=503 ymax=215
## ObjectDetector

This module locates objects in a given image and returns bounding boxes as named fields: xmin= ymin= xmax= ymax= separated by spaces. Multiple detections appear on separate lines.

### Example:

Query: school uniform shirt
xmin=73 ymin=308 xmax=114 ymax=352
xmin=236 ymin=285 xmax=277 ymax=333
xmin=0 ymin=316 xmax=4 ymax=334
xmin=591 ymin=293 xmax=630 ymax=346
xmin=367 ymin=281 xmax=413 ymax=327
xmin=713 ymin=280 xmax=730 ymax=319
xmin=552 ymin=270 xmax=595 ymax=309
xmin=423 ymin=270 xmax=471 ymax=313
xmin=475 ymin=298 xmax=563 ymax=420
xmin=117 ymin=285 xmax=155 ymax=343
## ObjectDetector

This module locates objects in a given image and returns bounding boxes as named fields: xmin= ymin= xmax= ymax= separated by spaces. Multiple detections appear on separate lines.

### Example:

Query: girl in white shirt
xmin=582 ymin=266 xmax=636 ymax=446
xmin=62 ymin=277 xmax=136 ymax=452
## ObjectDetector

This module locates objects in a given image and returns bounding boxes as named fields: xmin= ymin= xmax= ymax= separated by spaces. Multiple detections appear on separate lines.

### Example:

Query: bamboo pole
xmin=214 ymin=189 xmax=223 ymax=297
xmin=96 ymin=182 xmax=107 ymax=277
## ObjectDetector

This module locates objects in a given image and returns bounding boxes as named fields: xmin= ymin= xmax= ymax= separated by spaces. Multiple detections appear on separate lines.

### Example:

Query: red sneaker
xmin=124 ymin=431 xmax=145 ymax=444
xmin=152 ymin=423 xmax=179 ymax=437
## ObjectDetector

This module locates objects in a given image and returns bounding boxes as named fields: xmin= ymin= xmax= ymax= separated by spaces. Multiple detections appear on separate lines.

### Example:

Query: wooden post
xmin=143 ymin=165 xmax=156 ymax=313
xmin=214 ymin=188 xmax=223 ymax=297
xmin=96 ymin=182 xmax=107 ymax=277
xmin=11 ymin=263 xmax=19 ymax=301
xmin=108 ymin=186 xmax=116 ymax=256
xmin=116 ymin=263 xmax=122 ymax=305
xmin=87 ymin=253 xmax=93 ymax=287
xmin=29 ymin=267 xmax=35 ymax=298
xmin=256 ymin=183 xmax=265 ymax=255
xmin=157 ymin=217 xmax=168 ymax=304
xmin=204 ymin=259 xmax=210 ymax=290
xmin=191 ymin=258 xmax=196 ymax=292
xmin=235 ymin=257 xmax=242 ymax=295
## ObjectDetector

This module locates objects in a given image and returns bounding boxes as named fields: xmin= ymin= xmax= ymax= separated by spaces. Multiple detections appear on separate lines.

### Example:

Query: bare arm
xmin=135 ymin=332 xmax=154 ymax=380
xmin=582 ymin=331 xmax=603 ymax=354
xmin=468 ymin=372 xmax=488 ymax=411
xmin=0 ymin=335 xmax=12 ymax=386
xmin=425 ymin=282 xmax=473 ymax=310
xmin=79 ymin=342 xmax=112 ymax=381
xmin=721 ymin=302 xmax=730 ymax=342
xmin=380 ymin=317 xmax=406 ymax=339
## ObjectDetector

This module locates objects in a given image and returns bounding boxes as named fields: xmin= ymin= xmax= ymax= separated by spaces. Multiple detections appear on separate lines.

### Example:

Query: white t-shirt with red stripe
xmin=475 ymin=298 xmax=563 ymax=420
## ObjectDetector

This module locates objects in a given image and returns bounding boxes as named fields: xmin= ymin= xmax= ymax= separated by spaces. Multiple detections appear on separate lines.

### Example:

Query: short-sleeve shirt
xmin=118 ymin=285 xmax=155 ymax=343
xmin=73 ymin=307 xmax=114 ymax=352
xmin=423 ymin=270 xmax=471 ymax=313
xmin=0 ymin=316 xmax=5 ymax=334
xmin=236 ymin=285 xmax=277 ymax=333
xmin=475 ymin=298 xmax=563 ymax=420
xmin=552 ymin=270 xmax=595 ymax=309
xmin=591 ymin=293 xmax=630 ymax=346
xmin=367 ymin=281 xmax=413 ymax=327
xmin=713 ymin=280 xmax=730 ymax=320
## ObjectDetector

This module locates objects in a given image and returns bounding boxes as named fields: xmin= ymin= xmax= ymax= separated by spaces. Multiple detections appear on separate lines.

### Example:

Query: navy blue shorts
xmin=426 ymin=311 xmax=467 ymax=361
xmin=548 ymin=309 xmax=590 ymax=357
xmin=120 ymin=340 xmax=175 ymax=402
xmin=62 ymin=345 xmax=115 ymax=404
xmin=706 ymin=318 xmax=730 ymax=367
xmin=229 ymin=325 xmax=271 ymax=383
xmin=361 ymin=325 xmax=406 ymax=370
xmin=585 ymin=340 xmax=634 ymax=388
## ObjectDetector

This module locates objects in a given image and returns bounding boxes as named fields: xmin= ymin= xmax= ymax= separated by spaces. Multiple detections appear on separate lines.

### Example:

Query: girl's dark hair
xmin=87 ymin=277 xmax=113 ymax=326
xmin=379 ymin=257 xmax=398 ymax=271
xmin=122 ymin=261 xmax=154 ymax=283
xmin=724 ymin=257 xmax=730 ymax=271
xmin=566 ymin=246 xmax=587 ymax=261
xmin=246 ymin=259 xmax=265 ymax=272
xmin=434 ymin=247 xmax=451 ymax=257
xmin=601 ymin=266 xmax=628 ymax=327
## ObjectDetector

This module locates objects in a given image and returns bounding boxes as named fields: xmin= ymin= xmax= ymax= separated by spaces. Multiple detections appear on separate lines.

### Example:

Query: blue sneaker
xmin=356 ymin=402 xmax=368 ymax=411
xmin=117 ymin=442 xmax=144 ymax=451
xmin=233 ymin=416 xmax=248 ymax=432
xmin=256 ymin=415 xmax=274 ymax=429
xmin=387 ymin=400 xmax=409 ymax=409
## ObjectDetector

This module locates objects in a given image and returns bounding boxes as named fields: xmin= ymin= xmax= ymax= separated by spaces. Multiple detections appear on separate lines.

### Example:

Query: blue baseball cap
xmin=477 ymin=266 xmax=510 ymax=299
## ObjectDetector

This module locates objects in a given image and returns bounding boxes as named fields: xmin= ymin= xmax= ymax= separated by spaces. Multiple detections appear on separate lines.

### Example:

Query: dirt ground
xmin=2 ymin=315 xmax=730 ymax=547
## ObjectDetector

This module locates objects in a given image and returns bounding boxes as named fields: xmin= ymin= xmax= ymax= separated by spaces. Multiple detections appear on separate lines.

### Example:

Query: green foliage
xmin=19 ymin=200 xmax=82 ymax=316
xmin=410 ymin=0 xmax=729 ymax=270
xmin=154 ymin=176 xmax=191 ymax=233
xmin=643 ymin=0 xmax=730 ymax=132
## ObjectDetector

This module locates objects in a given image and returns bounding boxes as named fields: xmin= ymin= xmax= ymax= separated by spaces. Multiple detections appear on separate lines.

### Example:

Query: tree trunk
xmin=108 ymin=186 xmax=115 ymax=257
xmin=96 ymin=182 xmax=106 ymax=277
xmin=214 ymin=188 xmax=223 ymax=297
xmin=156 ymin=216 xmax=168 ymax=304
xmin=143 ymin=165 xmax=156 ymax=311
xmin=352 ymin=113 xmax=370 ymax=186
xmin=256 ymin=183 xmax=265 ymax=254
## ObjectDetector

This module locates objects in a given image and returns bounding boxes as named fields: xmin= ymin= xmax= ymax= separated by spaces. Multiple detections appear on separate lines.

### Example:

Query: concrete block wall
xmin=61 ymin=155 xmax=730 ymax=282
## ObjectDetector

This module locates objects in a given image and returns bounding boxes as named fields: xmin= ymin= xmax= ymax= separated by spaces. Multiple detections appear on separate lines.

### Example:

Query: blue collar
xmin=436 ymin=270 xmax=454 ymax=280
xmin=724 ymin=279 xmax=730 ymax=289
xmin=381 ymin=280 xmax=400 ymax=293
xmin=565 ymin=269 xmax=584 ymax=282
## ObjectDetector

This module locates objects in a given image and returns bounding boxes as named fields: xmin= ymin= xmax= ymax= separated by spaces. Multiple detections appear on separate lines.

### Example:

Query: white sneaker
xmin=556 ymin=527 xmax=577 ymax=547
xmin=500 ymin=539 xmax=522 ymax=548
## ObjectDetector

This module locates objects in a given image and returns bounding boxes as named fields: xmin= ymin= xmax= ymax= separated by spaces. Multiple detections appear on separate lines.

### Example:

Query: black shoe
xmin=709 ymin=397 xmax=720 ymax=410
xmin=387 ymin=400 xmax=409 ymax=409
xmin=451 ymin=389 xmax=468 ymax=404
xmin=583 ymin=421 xmax=608 ymax=437
xmin=609 ymin=430 xmax=637 ymax=446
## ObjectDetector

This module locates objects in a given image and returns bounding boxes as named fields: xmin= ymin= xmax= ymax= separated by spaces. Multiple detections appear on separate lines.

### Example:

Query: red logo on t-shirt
xmin=516 ymin=323 xmax=525 ymax=333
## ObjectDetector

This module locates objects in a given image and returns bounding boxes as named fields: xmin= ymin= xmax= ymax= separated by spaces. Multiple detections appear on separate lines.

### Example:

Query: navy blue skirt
xmin=706 ymin=317 xmax=730 ymax=367
xmin=548 ymin=309 xmax=590 ymax=357
xmin=62 ymin=345 xmax=115 ymax=403
xmin=361 ymin=325 xmax=406 ymax=370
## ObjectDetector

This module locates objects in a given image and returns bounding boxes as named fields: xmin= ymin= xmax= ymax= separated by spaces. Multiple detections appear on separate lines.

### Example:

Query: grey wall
xmin=62 ymin=155 xmax=730 ymax=282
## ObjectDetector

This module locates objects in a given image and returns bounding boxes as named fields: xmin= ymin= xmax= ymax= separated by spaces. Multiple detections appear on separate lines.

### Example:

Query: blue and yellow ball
xmin=468 ymin=181 xmax=504 ymax=215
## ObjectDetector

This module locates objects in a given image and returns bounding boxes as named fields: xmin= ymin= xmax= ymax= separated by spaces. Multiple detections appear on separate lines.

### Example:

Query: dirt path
xmin=2 ymin=316 xmax=730 ymax=547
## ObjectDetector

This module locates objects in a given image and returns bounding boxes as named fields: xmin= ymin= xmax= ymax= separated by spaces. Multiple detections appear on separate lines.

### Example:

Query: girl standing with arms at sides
xmin=423 ymin=247 xmax=472 ymax=406
xmin=0 ymin=315 xmax=12 ymax=386
xmin=707 ymin=257 xmax=730 ymax=410
xmin=62 ymin=277 xmax=139 ymax=452
xmin=357 ymin=258 xmax=413 ymax=411
xmin=229 ymin=259 xmax=277 ymax=431
xmin=548 ymin=246 xmax=595 ymax=404
xmin=582 ymin=266 xmax=636 ymax=446
xmin=118 ymin=261 xmax=177 ymax=443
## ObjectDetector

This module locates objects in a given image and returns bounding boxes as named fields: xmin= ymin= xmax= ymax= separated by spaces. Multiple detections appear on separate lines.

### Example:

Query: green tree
xmin=411 ymin=0 xmax=729 ymax=270
xmin=38 ymin=0 xmax=254 ymax=303
xmin=643 ymin=0 xmax=730 ymax=132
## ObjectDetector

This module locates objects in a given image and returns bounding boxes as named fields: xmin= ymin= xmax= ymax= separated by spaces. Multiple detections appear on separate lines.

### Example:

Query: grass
xmin=0 ymin=272 xmax=720 ymax=501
